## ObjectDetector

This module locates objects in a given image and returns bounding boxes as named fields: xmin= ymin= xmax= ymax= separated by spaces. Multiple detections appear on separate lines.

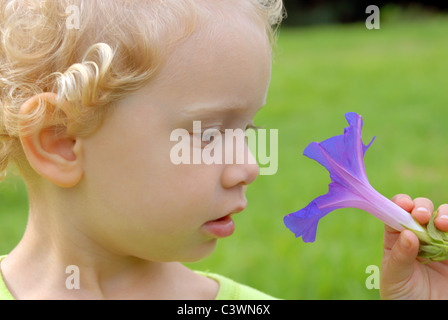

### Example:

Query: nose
xmin=221 ymin=143 xmax=259 ymax=189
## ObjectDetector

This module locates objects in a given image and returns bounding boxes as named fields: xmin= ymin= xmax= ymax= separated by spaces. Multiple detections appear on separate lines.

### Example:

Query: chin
xmin=177 ymin=239 xmax=218 ymax=264
xmin=132 ymin=238 xmax=218 ymax=263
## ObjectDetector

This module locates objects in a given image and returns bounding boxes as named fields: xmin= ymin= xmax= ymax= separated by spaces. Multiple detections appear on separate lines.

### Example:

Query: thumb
xmin=382 ymin=230 xmax=419 ymax=290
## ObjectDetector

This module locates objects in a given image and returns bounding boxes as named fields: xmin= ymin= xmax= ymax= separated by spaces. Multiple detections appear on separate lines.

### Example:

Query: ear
xmin=19 ymin=93 xmax=84 ymax=188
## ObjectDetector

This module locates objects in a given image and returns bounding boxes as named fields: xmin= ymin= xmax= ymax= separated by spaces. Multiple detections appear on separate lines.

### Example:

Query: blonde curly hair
xmin=0 ymin=0 xmax=285 ymax=181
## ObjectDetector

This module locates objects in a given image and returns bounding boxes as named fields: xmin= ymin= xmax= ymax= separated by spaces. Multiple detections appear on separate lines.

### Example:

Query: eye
xmin=190 ymin=124 xmax=262 ymax=149
xmin=200 ymin=128 xmax=224 ymax=149
xmin=202 ymin=129 xmax=218 ymax=142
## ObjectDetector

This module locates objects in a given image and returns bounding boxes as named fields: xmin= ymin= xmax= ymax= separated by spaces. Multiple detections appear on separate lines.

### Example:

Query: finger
xmin=435 ymin=204 xmax=448 ymax=232
xmin=381 ymin=230 xmax=419 ymax=287
xmin=392 ymin=194 xmax=414 ymax=212
xmin=383 ymin=223 xmax=401 ymax=252
xmin=411 ymin=197 xmax=434 ymax=225
xmin=387 ymin=194 xmax=414 ymax=234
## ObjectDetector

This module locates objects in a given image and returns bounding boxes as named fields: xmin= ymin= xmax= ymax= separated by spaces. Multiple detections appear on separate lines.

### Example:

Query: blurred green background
xmin=2 ymin=5 xmax=448 ymax=300
xmin=187 ymin=8 xmax=448 ymax=299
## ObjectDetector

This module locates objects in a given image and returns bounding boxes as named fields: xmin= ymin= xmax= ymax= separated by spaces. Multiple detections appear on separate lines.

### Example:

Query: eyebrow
xmin=179 ymin=100 xmax=264 ymax=118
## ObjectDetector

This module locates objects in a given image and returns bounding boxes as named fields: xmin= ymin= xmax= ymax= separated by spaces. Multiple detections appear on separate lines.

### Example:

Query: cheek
xmin=83 ymin=128 xmax=223 ymax=226
xmin=146 ymin=163 xmax=224 ymax=220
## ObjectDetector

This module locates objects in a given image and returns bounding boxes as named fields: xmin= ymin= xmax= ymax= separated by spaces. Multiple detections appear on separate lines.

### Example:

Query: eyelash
xmin=246 ymin=124 xmax=263 ymax=131
xmin=192 ymin=124 xmax=262 ymax=148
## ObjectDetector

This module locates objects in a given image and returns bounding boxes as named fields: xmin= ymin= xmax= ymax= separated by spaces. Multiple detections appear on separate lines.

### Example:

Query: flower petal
xmin=284 ymin=182 xmax=367 ymax=242
xmin=284 ymin=112 xmax=424 ymax=243
xmin=303 ymin=112 xmax=375 ymax=186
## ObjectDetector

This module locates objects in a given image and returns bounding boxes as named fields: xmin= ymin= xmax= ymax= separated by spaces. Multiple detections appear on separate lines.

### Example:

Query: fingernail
xmin=415 ymin=207 xmax=431 ymax=220
xmin=415 ymin=207 xmax=429 ymax=214
xmin=437 ymin=214 xmax=448 ymax=222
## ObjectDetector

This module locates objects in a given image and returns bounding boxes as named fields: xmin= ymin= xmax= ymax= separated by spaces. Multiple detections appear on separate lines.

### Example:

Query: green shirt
xmin=0 ymin=256 xmax=13 ymax=300
xmin=0 ymin=256 xmax=276 ymax=300
xmin=195 ymin=271 xmax=276 ymax=300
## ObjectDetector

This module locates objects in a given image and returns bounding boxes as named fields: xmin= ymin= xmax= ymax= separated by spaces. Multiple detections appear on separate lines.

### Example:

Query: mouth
xmin=203 ymin=203 xmax=247 ymax=238
xmin=203 ymin=214 xmax=235 ymax=238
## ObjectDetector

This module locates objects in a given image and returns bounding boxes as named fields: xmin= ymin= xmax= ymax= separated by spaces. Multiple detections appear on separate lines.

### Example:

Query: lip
xmin=229 ymin=202 xmax=247 ymax=215
xmin=203 ymin=202 xmax=247 ymax=238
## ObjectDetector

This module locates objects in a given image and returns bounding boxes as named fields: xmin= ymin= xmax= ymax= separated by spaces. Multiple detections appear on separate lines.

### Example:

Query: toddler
xmin=0 ymin=0 xmax=283 ymax=300
xmin=1 ymin=0 xmax=447 ymax=300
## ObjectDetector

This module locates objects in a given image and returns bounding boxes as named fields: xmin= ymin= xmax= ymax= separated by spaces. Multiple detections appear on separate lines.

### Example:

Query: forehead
xmin=170 ymin=3 xmax=272 ymax=70
xmin=151 ymin=7 xmax=272 ymax=111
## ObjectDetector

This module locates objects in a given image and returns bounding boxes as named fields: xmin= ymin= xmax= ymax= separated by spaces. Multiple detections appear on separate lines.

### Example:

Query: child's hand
xmin=380 ymin=194 xmax=448 ymax=299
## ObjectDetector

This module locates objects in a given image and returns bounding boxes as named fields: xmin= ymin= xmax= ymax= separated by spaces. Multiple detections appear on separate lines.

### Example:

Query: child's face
xmin=78 ymin=16 xmax=272 ymax=262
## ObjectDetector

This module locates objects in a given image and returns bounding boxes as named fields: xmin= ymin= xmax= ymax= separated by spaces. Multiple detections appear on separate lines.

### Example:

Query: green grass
xmin=2 ymin=17 xmax=448 ymax=299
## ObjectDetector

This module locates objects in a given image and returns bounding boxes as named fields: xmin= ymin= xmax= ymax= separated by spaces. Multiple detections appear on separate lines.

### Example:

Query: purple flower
xmin=284 ymin=112 xmax=425 ymax=243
